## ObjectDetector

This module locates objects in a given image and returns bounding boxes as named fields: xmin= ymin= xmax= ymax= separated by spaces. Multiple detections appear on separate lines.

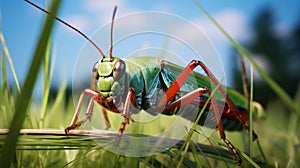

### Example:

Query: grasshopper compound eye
xmin=113 ymin=60 xmax=126 ymax=80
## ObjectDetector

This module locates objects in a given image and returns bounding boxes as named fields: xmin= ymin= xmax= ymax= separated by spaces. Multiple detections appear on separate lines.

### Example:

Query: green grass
xmin=1 ymin=0 xmax=300 ymax=167
xmin=0 ymin=0 xmax=61 ymax=166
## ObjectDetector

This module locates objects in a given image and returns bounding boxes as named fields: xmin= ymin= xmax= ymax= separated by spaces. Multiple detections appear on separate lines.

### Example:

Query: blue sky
xmin=0 ymin=0 xmax=300 ymax=89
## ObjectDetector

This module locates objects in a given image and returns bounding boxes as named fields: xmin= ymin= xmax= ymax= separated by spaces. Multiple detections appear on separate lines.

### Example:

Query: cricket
xmin=25 ymin=0 xmax=259 ymax=164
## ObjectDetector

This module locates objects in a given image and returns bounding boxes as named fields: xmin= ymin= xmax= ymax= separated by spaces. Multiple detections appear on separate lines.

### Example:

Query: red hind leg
xmin=158 ymin=60 xmax=256 ymax=139
xmin=161 ymin=87 xmax=242 ymax=164
xmin=155 ymin=60 xmax=256 ymax=164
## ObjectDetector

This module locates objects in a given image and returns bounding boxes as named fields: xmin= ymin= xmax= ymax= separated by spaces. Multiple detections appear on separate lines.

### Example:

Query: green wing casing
xmin=121 ymin=58 xmax=264 ymax=128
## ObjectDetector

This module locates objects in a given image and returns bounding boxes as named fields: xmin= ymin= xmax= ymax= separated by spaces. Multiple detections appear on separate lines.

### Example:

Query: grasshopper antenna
xmin=24 ymin=0 xmax=106 ymax=58
xmin=109 ymin=6 xmax=117 ymax=58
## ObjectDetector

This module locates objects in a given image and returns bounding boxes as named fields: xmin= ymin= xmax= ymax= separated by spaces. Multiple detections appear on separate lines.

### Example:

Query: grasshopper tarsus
xmin=224 ymin=138 xmax=242 ymax=165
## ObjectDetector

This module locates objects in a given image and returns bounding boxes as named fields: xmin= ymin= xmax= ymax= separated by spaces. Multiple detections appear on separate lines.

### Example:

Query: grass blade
xmin=174 ymin=81 xmax=225 ymax=167
xmin=39 ymin=37 xmax=51 ymax=128
xmin=287 ymin=83 xmax=300 ymax=162
xmin=249 ymin=66 xmax=254 ymax=156
xmin=0 ymin=32 xmax=21 ymax=93
xmin=256 ymin=138 xmax=267 ymax=164
xmin=1 ymin=52 xmax=12 ymax=128
xmin=0 ymin=0 xmax=61 ymax=166
xmin=240 ymin=152 xmax=260 ymax=168
xmin=192 ymin=0 xmax=300 ymax=116
xmin=1 ymin=50 xmax=7 ymax=93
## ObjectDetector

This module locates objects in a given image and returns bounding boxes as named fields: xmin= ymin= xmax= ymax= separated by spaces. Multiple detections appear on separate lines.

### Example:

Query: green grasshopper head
xmin=94 ymin=57 xmax=126 ymax=99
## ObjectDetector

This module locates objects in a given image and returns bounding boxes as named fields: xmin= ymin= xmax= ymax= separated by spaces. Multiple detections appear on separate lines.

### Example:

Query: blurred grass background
xmin=0 ymin=0 xmax=300 ymax=167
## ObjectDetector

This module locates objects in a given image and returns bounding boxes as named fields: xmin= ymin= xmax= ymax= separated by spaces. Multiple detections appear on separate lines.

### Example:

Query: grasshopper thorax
xmin=95 ymin=57 xmax=126 ymax=100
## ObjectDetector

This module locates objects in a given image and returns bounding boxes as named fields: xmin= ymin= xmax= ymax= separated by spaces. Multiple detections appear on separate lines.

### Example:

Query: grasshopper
xmin=26 ymin=0 xmax=260 ymax=164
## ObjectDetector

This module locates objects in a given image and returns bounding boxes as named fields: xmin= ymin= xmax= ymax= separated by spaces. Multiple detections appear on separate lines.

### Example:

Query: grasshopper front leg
xmin=65 ymin=89 xmax=103 ymax=134
xmin=65 ymin=64 xmax=111 ymax=134
xmin=117 ymin=88 xmax=137 ymax=142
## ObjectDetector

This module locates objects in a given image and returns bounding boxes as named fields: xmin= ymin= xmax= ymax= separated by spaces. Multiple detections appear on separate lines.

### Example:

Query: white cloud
xmin=167 ymin=9 xmax=250 ymax=52
xmin=64 ymin=2 xmax=249 ymax=48
xmin=62 ymin=2 xmax=250 ymax=68
xmin=60 ymin=0 xmax=141 ymax=37
xmin=194 ymin=9 xmax=250 ymax=43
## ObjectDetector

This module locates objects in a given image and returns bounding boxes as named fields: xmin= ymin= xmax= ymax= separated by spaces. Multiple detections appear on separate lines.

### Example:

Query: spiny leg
xmin=102 ymin=108 xmax=111 ymax=130
xmin=65 ymin=96 xmax=95 ymax=133
xmin=193 ymin=60 xmax=256 ymax=139
xmin=157 ymin=60 xmax=248 ymax=164
xmin=116 ymin=88 xmax=137 ymax=142
xmin=161 ymin=87 xmax=242 ymax=164
xmin=159 ymin=60 xmax=256 ymax=139
xmin=209 ymin=89 xmax=242 ymax=165
xmin=65 ymin=89 xmax=102 ymax=134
